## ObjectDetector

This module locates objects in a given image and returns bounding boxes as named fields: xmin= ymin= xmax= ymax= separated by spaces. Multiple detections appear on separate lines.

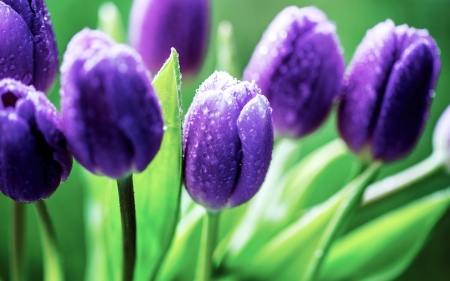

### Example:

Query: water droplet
xmin=9 ymin=54 xmax=15 ymax=60
xmin=200 ymin=123 xmax=206 ymax=130
xmin=314 ymin=249 xmax=323 ymax=258
xmin=205 ymin=181 xmax=211 ymax=187
xmin=34 ymin=35 xmax=41 ymax=43
xmin=163 ymin=126 xmax=168 ymax=131
xmin=22 ymin=73 xmax=32 ymax=84
xmin=9 ymin=65 xmax=15 ymax=71
xmin=0 ymin=58 xmax=4 ymax=65
xmin=118 ymin=63 xmax=128 ymax=73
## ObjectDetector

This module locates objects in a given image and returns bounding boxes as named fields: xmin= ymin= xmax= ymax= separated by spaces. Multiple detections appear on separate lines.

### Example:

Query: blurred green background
xmin=0 ymin=0 xmax=450 ymax=280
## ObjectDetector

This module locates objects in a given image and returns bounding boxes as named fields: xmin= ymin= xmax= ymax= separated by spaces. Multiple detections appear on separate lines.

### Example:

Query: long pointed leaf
xmin=320 ymin=187 xmax=450 ymax=281
xmin=241 ymin=163 xmax=381 ymax=281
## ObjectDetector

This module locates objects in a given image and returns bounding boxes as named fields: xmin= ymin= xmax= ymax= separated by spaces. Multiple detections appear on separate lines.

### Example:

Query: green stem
xmin=363 ymin=153 xmax=444 ymax=206
xmin=346 ymin=158 xmax=369 ymax=183
xmin=117 ymin=175 xmax=137 ymax=281
xmin=35 ymin=200 xmax=64 ymax=281
xmin=11 ymin=201 xmax=25 ymax=281
xmin=195 ymin=210 xmax=220 ymax=281
xmin=307 ymin=162 xmax=382 ymax=281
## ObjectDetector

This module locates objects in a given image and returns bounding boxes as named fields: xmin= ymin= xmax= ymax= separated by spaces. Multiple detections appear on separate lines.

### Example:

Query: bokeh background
xmin=0 ymin=0 xmax=449 ymax=280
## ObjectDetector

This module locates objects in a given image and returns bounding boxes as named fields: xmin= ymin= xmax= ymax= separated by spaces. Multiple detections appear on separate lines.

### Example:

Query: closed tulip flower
xmin=60 ymin=29 xmax=164 ymax=179
xmin=0 ymin=0 xmax=58 ymax=92
xmin=183 ymin=71 xmax=274 ymax=210
xmin=338 ymin=20 xmax=441 ymax=163
xmin=0 ymin=79 xmax=72 ymax=202
xmin=129 ymin=0 xmax=210 ymax=78
xmin=244 ymin=6 xmax=344 ymax=138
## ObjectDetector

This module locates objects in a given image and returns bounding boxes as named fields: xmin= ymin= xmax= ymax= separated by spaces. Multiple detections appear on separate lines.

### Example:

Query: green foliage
xmin=321 ymin=187 xmax=450 ymax=281
xmin=234 ymin=163 xmax=381 ymax=281
xmin=82 ymin=49 xmax=183 ymax=281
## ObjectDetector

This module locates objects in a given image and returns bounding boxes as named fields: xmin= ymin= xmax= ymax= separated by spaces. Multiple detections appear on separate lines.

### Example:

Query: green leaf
xmin=156 ymin=205 xmax=204 ymax=281
xmin=319 ymin=187 xmax=450 ymax=281
xmin=82 ymin=49 xmax=183 ymax=281
xmin=97 ymin=2 xmax=126 ymax=43
xmin=238 ymin=163 xmax=381 ymax=281
xmin=221 ymin=139 xmax=349 ymax=269
xmin=216 ymin=21 xmax=240 ymax=78
xmin=133 ymin=48 xmax=183 ymax=281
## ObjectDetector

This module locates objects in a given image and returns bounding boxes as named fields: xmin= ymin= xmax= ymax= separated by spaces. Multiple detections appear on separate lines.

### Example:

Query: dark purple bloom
xmin=129 ymin=0 xmax=210 ymax=79
xmin=243 ymin=6 xmax=344 ymax=138
xmin=0 ymin=79 xmax=72 ymax=203
xmin=60 ymin=29 xmax=164 ymax=179
xmin=0 ymin=0 xmax=58 ymax=92
xmin=183 ymin=71 xmax=274 ymax=210
xmin=338 ymin=20 xmax=441 ymax=163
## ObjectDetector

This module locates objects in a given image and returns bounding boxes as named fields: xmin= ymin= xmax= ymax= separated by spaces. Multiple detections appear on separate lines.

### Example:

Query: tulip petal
xmin=61 ymin=29 xmax=163 ymax=178
xmin=338 ymin=20 xmax=397 ymax=154
xmin=183 ymin=90 xmax=241 ymax=209
xmin=229 ymin=95 xmax=273 ymax=207
xmin=269 ymin=22 xmax=343 ymax=137
xmin=244 ymin=6 xmax=343 ymax=138
xmin=97 ymin=45 xmax=164 ymax=173
xmin=3 ymin=0 xmax=59 ymax=92
xmin=0 ymin=2 xmax=34 ymax=85
xmin=129 ymin=0 xmax=210 ymax=77
xmin=0 ymin=111 xmax=61 ymax=203
xmin=372 ymin=40 xmax=435 ymax=162
xmin=26 ymin=91 xmax=73 ymax=181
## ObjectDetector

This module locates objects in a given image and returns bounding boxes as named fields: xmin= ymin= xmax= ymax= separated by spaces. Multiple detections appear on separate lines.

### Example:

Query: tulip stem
xmin=363 ymin=153 xmax=444 ymax=205
xmin=195 ymin=210 xmax=220 ymax=281
xmin=346 ymin=159 xmax=369 ymax=183
xmin=117 ymin=175 xmax=137 ymax=281
xmin=35 ymin=200 xmax=64 ymax=281
xmin=11 ymin=201 xmax=25 ymax=281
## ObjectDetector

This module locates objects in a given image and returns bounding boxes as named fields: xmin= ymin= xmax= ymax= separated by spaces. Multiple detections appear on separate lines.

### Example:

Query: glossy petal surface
xmin=338 ymin=20 xmax=397 ymax=153
xmin=183 ymin=90 xmax=241 ymax=209
xmin=183 ymin=71 xmax=274 ymax=210
xmin=338 ymin=19 xmax=440 ymax=162
xmin=372 ymin=40 xmax=434 ymax=161
xmin=0 ymin=79 xmax=72 ymax=203
xmin=61 ymin=29 xmax=163 ymax=178
xmin=229 ymin=95 xmax=273 ymax=207
xmin=2 ymin=0 xmax=58 ymax=92
xmin=244 ymin=6 xmax=344 ymax=138
xmin=0 ymin=2 xmax=34 ymax=84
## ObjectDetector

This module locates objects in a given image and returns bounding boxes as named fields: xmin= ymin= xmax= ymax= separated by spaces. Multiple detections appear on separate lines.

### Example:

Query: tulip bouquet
xmin=0 ymin=0 xmax=449 ymax=281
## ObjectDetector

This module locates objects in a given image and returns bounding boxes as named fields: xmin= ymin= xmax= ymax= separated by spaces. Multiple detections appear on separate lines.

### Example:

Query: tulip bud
xmin=129 ymin=0 xmax=210 ymax=79
xmin=60 ymin=29 xmax=164 ymax=179
xmin=0 ymin=79 xmax=72 ymax=203
xmin=0 ymin=0 xmax=58 ymax=92
xmin=338 ymin=20 xmax=441 ymax=163
xmin=183 ymin=71 xmax=274 ymax=210
xmin=243 ymin=6 xmax=344 ymax=138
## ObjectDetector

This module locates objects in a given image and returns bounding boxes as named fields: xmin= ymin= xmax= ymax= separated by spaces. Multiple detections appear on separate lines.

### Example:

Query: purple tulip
xmin=60 ymin=29 xmax=164 ymax=179
xmin=129 ymin=0 xmax=210 ymax=79
xmin=338 ymin=20 xmax=441 ymax=163
xmin=183 ymin=71 xmax=274 ymax=210
xmin=243 ymin=6 xmax=344 ymax=138
xmin=0 ymin=0 xmax=58 ymax=92
xmin=0 ymin=79 xmax=72 ymax=203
